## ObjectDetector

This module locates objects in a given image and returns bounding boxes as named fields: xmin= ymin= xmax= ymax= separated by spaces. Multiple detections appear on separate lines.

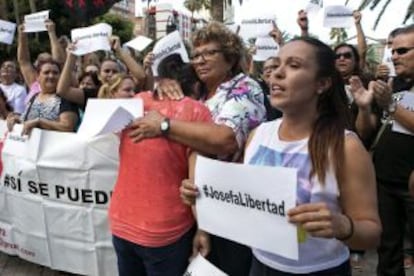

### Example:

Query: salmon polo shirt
xmin=109 ymin=92 xmax=212 ymax=247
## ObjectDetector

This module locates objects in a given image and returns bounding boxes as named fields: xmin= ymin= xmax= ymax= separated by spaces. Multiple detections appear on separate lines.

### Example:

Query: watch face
xmin=161 ymin=121 xmax=168 ymax=131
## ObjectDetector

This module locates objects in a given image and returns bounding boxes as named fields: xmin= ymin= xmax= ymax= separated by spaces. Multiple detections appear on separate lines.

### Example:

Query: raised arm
xmin=354 ymin=11 xmax=367 ymax=71
xmin=17 ymin=24 xmax=37 ymax=87
xmin=110 ymin=36 xmax=146 ymax=88
xmin=56 ymin=44 xmax=86 ymax=106
xmin=45 ymin=20 xmax=66 ymax=64
xmin=142 ymin=52 xmax=155 ymax=91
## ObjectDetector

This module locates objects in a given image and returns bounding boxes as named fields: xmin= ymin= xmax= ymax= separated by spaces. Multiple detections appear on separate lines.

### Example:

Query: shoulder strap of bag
xmin=23 ymin=93 xmax=39 ymax=121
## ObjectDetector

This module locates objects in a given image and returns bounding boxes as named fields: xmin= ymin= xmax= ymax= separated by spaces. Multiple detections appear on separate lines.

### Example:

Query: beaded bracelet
xmin=337 ymin=214 xmax=354 ymax=241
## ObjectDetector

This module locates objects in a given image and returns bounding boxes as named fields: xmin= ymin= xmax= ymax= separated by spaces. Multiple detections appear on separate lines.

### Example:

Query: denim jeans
xmin=112 ymin=226 xmax=195 ymax=276
xmin=249 ymin=255 xmax=351 ymax=276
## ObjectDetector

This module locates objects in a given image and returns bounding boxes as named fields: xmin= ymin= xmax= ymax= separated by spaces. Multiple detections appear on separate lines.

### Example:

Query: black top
xmin=82 ymin=88 xmax=99 ymax=111
xmin=373 ymin=77 xmax=414 ymax=187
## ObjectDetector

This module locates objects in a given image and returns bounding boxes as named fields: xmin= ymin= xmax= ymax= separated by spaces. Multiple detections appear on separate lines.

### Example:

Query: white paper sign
xmin=24 ymin=10 xmax=49 ymax=33
xmin=151 ymin=31 xmax=189 ymax=77
xmin=135 ymin=0 xmax=144 ymax=17
xmin=77 ymin=98 xmax=143 ymax=138
xmin=71 ymin=23 xmax=112 ymax=56
xmin=239 ymin=14 xmax=275 ymax=41
xmin=253 ymin=36 xmax=279 ymax=61
xmin=152 ymin=31 xmax=190 ymax=77
xmin=125 ymin=35 xmax=153 ymax=52
xmin=306 ymin=0 xmax=323 ymax=14
xmin=392 ymin=91 xmax=414 ymax=135
xmin=0 ymin=20 xmax=16 ymax=45
xmin=382 ymin=47 xmax=396 ymax=77
xmin=184 ymin=254 xmax=228 ymax=276
xmin=323 ymin=5 xmax=354 ymax=28
xmin=195 ymin=156 xmax=299 ymax=260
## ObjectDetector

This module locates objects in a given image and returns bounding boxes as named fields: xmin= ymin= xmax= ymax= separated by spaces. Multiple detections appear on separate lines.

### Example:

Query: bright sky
xmin=156 ymin=0 xmax=413 ymax=44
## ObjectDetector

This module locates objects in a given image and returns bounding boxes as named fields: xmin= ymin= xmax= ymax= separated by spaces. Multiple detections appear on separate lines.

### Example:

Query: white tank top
xmin=244 ymin=119 xmax=349 ymax=274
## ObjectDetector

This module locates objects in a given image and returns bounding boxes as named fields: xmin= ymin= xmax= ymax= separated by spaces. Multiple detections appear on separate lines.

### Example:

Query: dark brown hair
xmin=292 ymin=37 xmax=352 ymax=185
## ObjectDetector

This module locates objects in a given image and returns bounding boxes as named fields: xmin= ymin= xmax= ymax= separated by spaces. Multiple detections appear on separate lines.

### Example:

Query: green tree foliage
xmin=358 ymin=0 xmax=414 ymax=30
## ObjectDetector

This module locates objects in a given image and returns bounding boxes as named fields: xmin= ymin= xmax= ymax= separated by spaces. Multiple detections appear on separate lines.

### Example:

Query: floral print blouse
xmin=205 ymin=73 xmax=266 ymax=161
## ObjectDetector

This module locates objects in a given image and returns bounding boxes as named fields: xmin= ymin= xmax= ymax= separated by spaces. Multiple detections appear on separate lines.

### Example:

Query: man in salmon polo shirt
xmin=108 ymin=54 xmax=212 ymax=276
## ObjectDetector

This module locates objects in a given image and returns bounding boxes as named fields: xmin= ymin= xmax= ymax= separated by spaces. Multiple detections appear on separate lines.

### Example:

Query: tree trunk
xmin=28 ymin=0 xmax=36 ymax=13
xmin=210 ymin=0 xmax=224 ymax=22
xmin=12 ymin=0 xmax=20 ymax=25
xmin=0 ymin=0 xmax=7 ymax=20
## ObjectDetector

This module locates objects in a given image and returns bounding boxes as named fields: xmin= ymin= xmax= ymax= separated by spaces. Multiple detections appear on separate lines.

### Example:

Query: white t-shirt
xmin=0 ymin=82 xmax=27 ymax=114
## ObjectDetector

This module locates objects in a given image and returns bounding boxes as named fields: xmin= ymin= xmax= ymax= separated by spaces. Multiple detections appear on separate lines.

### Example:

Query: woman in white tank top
xmin=244 ymin=37 xmax=381 ymax=275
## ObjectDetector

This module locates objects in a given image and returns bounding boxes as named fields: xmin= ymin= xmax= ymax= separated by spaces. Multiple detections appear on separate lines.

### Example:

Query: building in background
xmin=109 ymin=0 xmax=206 ymax=42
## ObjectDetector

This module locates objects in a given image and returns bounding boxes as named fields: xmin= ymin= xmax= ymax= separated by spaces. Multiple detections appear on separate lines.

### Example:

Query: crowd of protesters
xmin=1 ymin=6 xmax=414 ymax=276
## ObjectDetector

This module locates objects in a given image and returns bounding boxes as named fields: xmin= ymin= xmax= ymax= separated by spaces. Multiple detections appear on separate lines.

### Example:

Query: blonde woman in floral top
xmin=128 ymin=22 xmax=266 ymax=275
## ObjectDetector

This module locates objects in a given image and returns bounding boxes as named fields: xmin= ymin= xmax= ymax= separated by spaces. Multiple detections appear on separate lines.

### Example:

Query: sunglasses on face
xmin=391 ymin=47 xmax=414 ymax=56
xmin=335 ymin=52 xmax=353 ymax=60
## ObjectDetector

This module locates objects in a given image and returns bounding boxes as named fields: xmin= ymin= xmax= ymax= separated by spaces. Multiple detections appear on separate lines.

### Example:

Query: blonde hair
xmin=97 ymin=73 xmax=134 ymax=99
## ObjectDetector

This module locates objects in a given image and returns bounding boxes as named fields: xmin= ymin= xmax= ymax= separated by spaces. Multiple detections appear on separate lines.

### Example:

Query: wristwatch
xmin=387 ymin=101 xmax=397 ymax=115
xmin=160 ymin=117 xmax=170 ymax=136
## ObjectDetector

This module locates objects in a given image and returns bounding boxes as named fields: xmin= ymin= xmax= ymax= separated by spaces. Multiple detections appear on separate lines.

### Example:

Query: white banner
xmin=392 ymin=91 xmax=414 ymax=135
xmin=239 ymin=14 xmax=275 ymax=41
xmin=253 ymin=36 xmax=279 ymax=62
xmin=151 ymin=31 xmax=189 ymax=77
xmin=24 ymin=10 xmax=49 ymax=33
xmin=0 ymin=125 xmax=120 ymax=276
xmin=0 ymin=20 xmax=16 ymax=45
xmin=323 ymin=5 xmax=354 ymax=28
xmin=195 ymin=156 xmax=299 ymax=260
xmin=125 ymin=35 xmax=153 ymax=52
xmin=184 ymin=254 xmax=228 ymax=276
xmin=71 ymin=23 xmax=113 ymax=56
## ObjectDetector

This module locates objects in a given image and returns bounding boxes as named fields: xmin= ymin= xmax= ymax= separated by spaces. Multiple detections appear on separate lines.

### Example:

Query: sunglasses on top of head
xmin=391 ymin=47 xmax=414 ymax=56
xmin=335 ymin=52 xmax=353 ymax=60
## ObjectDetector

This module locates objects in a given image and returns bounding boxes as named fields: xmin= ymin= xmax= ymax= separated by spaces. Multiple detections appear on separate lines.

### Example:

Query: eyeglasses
xmin=391 ymin=47 xmax=414 ymax=56
xmin=335 ymin=52 xmax=353 ymax=60
xmin=190 ymin=49 xmax=222 ymax=62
